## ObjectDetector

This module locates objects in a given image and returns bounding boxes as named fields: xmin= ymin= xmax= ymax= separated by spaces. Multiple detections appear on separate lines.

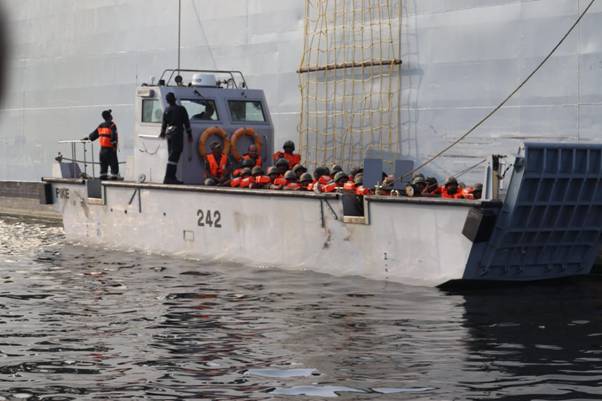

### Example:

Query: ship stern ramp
xmin=463 ymin=143 xmax=602 ymax=282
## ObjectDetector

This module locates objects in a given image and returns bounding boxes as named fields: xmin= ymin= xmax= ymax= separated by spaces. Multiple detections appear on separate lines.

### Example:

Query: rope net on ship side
xmin=298 ymin=0 xmax=402 ymax=171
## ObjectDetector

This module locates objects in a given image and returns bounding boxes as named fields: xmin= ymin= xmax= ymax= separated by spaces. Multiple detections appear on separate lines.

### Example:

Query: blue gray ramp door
xmin=464 ymin=143 xmax=602 ymax=281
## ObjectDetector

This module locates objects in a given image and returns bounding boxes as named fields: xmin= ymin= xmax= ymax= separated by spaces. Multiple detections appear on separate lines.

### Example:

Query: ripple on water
xmin=0 ymin=217 xmax=602 ymax=400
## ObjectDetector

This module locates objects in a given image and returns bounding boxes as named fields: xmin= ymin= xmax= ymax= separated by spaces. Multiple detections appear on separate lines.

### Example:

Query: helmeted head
xmin=204 ymin=177 xmax=217 ymax=186
xmin=473 ymin=183 xmax=483 ymax=199
xmin=334 ymin=171 xmax=347 ymax=185
xmin=283 ymin=140 xmax=295 ymax=153
xmin=251 ymin=166 xmax=263 ymax=176
xmin=411 ymin=174 xmax=427 ymax=192
xmin=354 ymin=173 xmax=363 ymax=186
xmin=166 ymin=92 xmax=177 ymax=105
xmin=284 ymin=170 xmax=297 ymax=182
xmin=300 ymin=172 xmax=313 ymax=185
xmin=240 ymin=167 xmax=252 ymax=178
xmin=241 ymin=158 xmax=255 ymax=168
xmin=445 ymin=176 xmax=459 ymax=194
xmin=267 ymin=166 xmax=280 ymax=178
xmin=102 ymin=109 xmax=112 ymax=121
xmin=247 ymin=144 xmax=258 ymax=158
xmin=331 ymin=164 xmax=343 ymax=175
xmin=426 ymin=177 xmax=438 ymax=188
xmin=314 ymin=166 xmax=330 ymax=178
xmin=292 ymin=164 xmax=307 ymax=177
xmin=210 ymin=141 xmax=223 ymax=156
xmin=275 ymin=157 xmax=289 ymax=173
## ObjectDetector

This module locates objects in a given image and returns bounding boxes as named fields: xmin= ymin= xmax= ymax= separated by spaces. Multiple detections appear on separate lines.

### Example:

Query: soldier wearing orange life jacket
xmin=232 ymin=158 xmax=255 ymax=178
xmin=266 ymin=166 xmax=283 ymax=190
xmin=432 ymin=176 xmax=464 ymax=199
xmin=353 ymin=174 xmax=371 ymax=196
xmin=84 ymin=109 xmax=119 ymax=180
xmin=239 ymin=168 xmax=253 ymax=188
xmin=272 ymin=140 xmax=301 ymax=167
xmin=292 ymin=163 xmax=308 ymax=179
xmin=283 ymin=170 xmax=302 ymax=191
xmin=204 ymin=142 xmax=230 ymax=186
xmin=320 ymin=171 xmax=348 ymax=193
xmin=299 ymin=172 xmax=314 ymax=190
xmin=230 ymin=169 xmax=242 ymax=188
xmin=250 ymin=166 xmax=270 ymax=189
xmin=241 ymin=144 xmax=262 ymax=168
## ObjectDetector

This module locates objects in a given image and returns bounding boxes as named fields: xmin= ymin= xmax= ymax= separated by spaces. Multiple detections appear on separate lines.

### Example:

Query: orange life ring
xmin=198 ymin=126 xmax=231 ymax=158
xmin=230 ymin=127 xmax=262 ymax=162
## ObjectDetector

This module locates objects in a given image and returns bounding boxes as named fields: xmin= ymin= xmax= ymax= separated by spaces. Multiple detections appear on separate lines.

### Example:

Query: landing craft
xmin=40 ymin=0 xmax=602 ymax=287
xmin=41 ymin=68 xmax=602 ymax=287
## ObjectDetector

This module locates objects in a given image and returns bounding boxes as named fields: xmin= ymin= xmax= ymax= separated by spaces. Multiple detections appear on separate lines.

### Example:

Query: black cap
xmin=102 ymin=109 xmax=112 ymax=120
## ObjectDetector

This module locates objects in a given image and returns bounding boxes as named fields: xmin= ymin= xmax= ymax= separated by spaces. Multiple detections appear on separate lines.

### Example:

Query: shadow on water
xmin=1 ymin=217 xmax=602 ymax=400
xmin=449 ymin=278 xmax=602 ymax=400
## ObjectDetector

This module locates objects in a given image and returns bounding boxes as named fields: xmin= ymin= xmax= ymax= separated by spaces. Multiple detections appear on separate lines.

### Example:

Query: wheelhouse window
xmin=142 ymin=99 xmax=163 ymax=123
xmin=181 ymin=99 xmax=219 ymax=121
xmin=228 ymin=100 xmax=266 ymax=123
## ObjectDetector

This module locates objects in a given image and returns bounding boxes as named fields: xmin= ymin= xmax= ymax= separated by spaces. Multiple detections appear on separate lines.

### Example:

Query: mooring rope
xmin=402 ymin=0 xmax=597 ymax=180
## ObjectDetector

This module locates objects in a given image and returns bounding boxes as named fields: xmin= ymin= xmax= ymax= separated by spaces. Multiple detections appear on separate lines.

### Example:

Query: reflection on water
xmin=0 ymin=216 xmax=601 ymax=400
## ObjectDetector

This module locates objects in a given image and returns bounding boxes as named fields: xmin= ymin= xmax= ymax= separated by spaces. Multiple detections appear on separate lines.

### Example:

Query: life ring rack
xmin=198 ymin=126 xmax=231 ymax=157
xmin=230 ymin=127 xmax=262 ymax=162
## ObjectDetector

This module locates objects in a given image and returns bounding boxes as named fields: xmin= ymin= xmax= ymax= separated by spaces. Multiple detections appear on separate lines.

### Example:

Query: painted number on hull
xmin=197 ymin=210 xmax=222 ymax=228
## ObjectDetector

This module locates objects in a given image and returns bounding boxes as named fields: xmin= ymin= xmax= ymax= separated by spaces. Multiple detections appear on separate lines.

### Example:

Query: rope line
xmin=403 ymin=0 xmax=597 ymax=180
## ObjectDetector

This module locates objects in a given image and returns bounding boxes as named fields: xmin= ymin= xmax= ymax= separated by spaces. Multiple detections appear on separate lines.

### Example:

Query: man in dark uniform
xmin=160 ymin=92 xmax=192 ymax=184
xmin=84 ymin=109 xmax=119 ymax=180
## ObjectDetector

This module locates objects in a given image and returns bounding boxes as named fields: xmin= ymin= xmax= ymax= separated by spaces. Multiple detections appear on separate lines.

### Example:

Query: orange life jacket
xmin=284 ymin=182 xmax=301 ymax=191
xmin=98 ymin=126 xmax=114 ymax=148
xmin=230 ymin=177 xmax=242 ymax=188
xmin=355 ymin=186 xmax=371 ymax=196
xmin=240 ymin=177 xmax=253 ymax=188
xmin=321 ymin=182 xmax=337 ymax=193
xmin=343 ymin=181 xmax=356 ymax=192
xmin=206 ymin=153 xmax=227 ymax=178
xmin=461 ymin=187 xmax=475 ymax=200
xmin=437 ymin=185 xmax=463 ymax=199
xmin=273 ymin=177 xmax=288 ymax=187
xmin=272 ymin=151 xmax=301 ymax=166
xmin=306 ymin=182 xmax=315 ymax=191
xmin=242 ymin=154 xmax=262 ymax=167
xmin=318 ymin=175 xmax=331 ymax=185
xmin=255 ymin=175 xmax=271 ymax=185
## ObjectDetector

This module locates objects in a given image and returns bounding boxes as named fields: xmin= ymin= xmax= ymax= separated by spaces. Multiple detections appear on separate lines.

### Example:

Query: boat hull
xmin=47 ymin=180 xmax=474 ymax=287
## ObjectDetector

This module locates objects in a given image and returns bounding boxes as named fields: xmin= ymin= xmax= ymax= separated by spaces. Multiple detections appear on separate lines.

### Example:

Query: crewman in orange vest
xmin=84 ymin=109 xmax=120 ymax=180
xmin=272 ymin=140 xmax=301 ymax=167
xmin=204 ymin=142 xmax=230 ymax=186
xmin=283 ymin=170 xmax=302 ymax=191
xmin=250 ymin=166 xmax=271 ymax=189
xmin=242 ymin=144 xmax=262 ymax=167
xmin=274 ymin=157 xmax=290 ymax=175
xmin=239 ymin=168 xmax=253 ymax=188
xmin=232 ymin=158 xmax=255 ymax=178
xmin=299 ymin=172 xmax=314 ymax=190
xmin=292 ymin=164 xmax=307 ymax=179
xmin=432 ymin=176 xmax=464 ymax=199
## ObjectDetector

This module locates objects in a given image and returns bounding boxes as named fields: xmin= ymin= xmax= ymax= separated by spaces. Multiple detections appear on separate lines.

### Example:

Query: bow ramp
xmin=465 ymin=143 xmax=602 ymax=281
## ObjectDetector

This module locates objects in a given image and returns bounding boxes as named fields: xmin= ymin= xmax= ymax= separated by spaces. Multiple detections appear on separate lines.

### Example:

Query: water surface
xmin=0 ymin=217 xmax=601 ymax=400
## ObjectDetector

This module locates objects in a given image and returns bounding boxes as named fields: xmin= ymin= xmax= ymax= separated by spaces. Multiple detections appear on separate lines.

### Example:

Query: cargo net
xmin=298 ymin=0 xmax=402 ymax=171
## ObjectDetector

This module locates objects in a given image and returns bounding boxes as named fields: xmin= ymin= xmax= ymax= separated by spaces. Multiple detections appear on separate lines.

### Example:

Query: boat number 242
xmin=197 ymin=209 xmax=222 ymax=228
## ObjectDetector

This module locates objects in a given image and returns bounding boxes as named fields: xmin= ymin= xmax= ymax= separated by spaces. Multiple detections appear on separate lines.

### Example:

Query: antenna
xmin=177 ymin=0 xmax=182 ymax=73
